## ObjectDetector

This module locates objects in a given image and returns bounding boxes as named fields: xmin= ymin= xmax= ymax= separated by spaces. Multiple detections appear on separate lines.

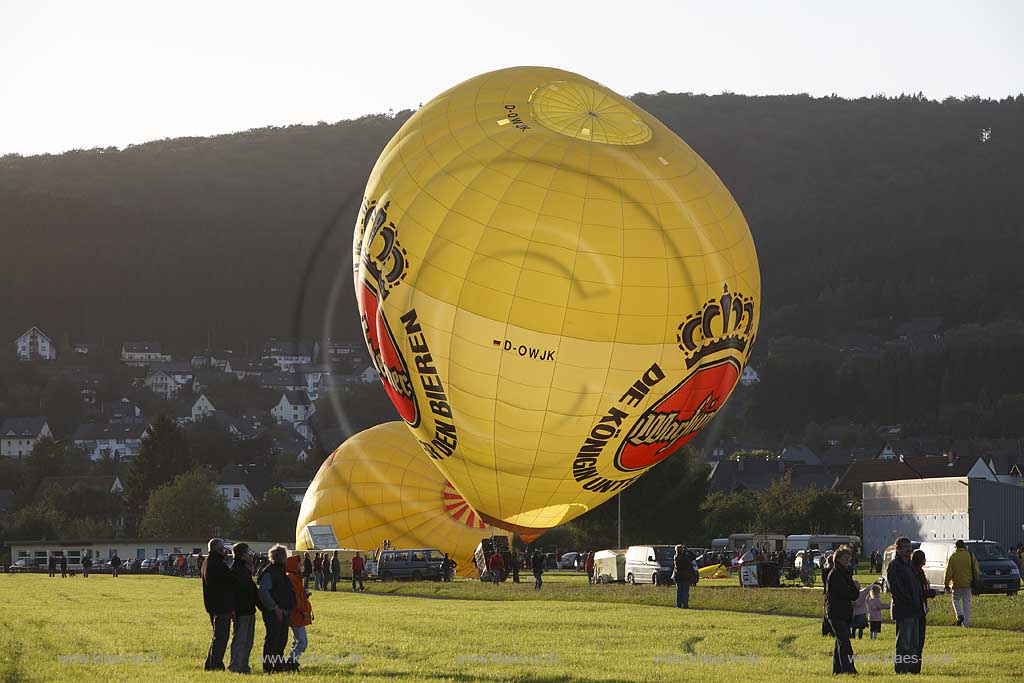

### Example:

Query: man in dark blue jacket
xmin=886 ymin=537 xmax=924 ymax=674
xmin=201 ymin=538 xmax=235 ymax=671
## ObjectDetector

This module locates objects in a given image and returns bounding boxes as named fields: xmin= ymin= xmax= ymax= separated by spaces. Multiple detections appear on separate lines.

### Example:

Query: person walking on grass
xmin=585 ymin=551 xmax=595 ymax=586
xmin=351 ymin=552 xmax=366 ymax=592
xmin=110 ymin=553 xmax=121 ymax=578
xmin=887 ymin=537 xmax=924 ymax=675
xmin=330 ymin=551 xmax=341 ymax=592
xmin=285 ymin=554 xmax=314 ymax=671
xmin=228 ymin=543 xmax=257 ymax=674
xmin=201 ymin=538 xmax=235 ymax=671
xmin=943 ymin=539 xmax=979 ymax=627
xmin=825 ymin=545 xmax=859 ymax=675
xmin=59 ymin=554 xmax=68 ymax=578
xmin=487 ymin=552 xmax=505 ymax=585
xmin=257 ymin=544 xmax=295 ymax=674
xmin=81 ymin=556 xmax=91 ymax=578
xmin=531 ymin=549 xmax=544 ymax=590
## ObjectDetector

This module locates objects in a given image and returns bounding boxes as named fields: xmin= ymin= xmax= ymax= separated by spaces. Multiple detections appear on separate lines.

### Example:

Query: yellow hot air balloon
xmin=353 ymin=66 xmax=760 ymax=534
xmin=295 ymin=422 xmax=500 ymax=574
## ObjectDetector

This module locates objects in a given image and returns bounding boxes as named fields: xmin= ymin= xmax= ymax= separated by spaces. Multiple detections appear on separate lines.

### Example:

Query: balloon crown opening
xmin=676 ymin=285 xmax=756 ymax=369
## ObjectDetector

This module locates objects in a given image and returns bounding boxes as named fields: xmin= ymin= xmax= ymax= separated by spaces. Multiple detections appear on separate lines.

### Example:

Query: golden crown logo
xmin=676 ymin=285 xmax=755 ymax=369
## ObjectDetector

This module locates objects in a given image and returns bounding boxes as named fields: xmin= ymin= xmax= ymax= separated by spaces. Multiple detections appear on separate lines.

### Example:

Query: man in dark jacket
xmin=59 ymin=554 xmax=68 ymax=578
xmin=330 ymin=550 xmax=341 ymax=592
xmin=228 ymin=543 xmax=258 ymax=674
xmin=886 ymin=537 xmax=924 ymax=674
xmin=201 ymin=538 xmax=235 ymax=671
xmin=672 ymin=545 xmax=697 ymax=609
xmin=826 ymin=546 xmax=860 ymax=674
xmin=257 ymin=544 xmax=296 ymax=673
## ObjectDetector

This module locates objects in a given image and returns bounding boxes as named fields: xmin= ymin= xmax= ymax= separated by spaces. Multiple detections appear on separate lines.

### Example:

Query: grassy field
xmin=1 ymin=572 xmax=1020 ymax=682
xmin=372 ymin=569 xmax=1024 ymax=632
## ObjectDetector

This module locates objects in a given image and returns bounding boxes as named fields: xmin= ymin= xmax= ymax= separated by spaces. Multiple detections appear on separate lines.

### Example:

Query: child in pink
xmin=866 ymin=583 xmax=890 ymax=640
xmin=851 ymin=585 xmax=870 ymax=638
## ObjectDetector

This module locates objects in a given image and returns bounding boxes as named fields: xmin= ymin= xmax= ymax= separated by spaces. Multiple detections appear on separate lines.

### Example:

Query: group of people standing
xmin=484 ymin=549 xmax=546 ymax=589
xmin=202 ymin=539 xmax=314 ymax=674
xmin=825 ymin=537 xmax=977 ymax=675
xmin=301 ymin=551 xmax=368 ymax=592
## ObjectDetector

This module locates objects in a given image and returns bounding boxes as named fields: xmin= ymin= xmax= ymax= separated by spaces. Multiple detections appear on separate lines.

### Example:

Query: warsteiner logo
xmin=355 ymin=198 xmax=419 ymax=426
xmin=613 ymin=358 xmax=740 ymax=472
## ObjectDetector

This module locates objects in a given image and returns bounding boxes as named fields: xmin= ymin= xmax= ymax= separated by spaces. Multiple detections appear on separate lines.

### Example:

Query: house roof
xmin=781 ymin=445 xmax=821 ymax=466
xmin=215 ymin=464 xmax=275 ymax=498
xmin=104 ymin=399 xmax=141 ymax=419
xmin=819 ymin=445 xmax=878 ymax=476
xmin=38 ymin=476 xmax=121 ymax=493
xmin=0 ymin=417 xmax=49 ymax=438
xmin=73 ymin=420 xmax=149 ymax=441
xmin=260 ymin=371 xmax=305 ymax=388
xmin=276 ymin=480 xmax=312 ymax=495
xmin=13 ymin=326 xmax=52 ymax=344
xmin=707 ymin=458 xmax=836 ymax=494
xmin=281 ymin=390 xmax=312 ymax=406
xmin=833 ymin=455 xmax=990 ymax=494
xmin=154 ymin=360 xmax=193 ymax=374
xmin=881 ymin=438 xmax=948 ymax=459
xmin=296 ymin=364 xmax=332 ymax=375
xmin=123 ymin=341 xmax=163 ymax=354
xmin=262 ymin=338 xmax=315 ymax=357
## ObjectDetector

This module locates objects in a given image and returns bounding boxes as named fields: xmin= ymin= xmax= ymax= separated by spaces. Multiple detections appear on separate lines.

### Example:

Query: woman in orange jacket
xmin=284 ymin=555 xmax=313 ymax=671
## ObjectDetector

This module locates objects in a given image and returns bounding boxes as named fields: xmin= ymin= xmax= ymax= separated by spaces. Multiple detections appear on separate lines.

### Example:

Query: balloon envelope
xmin=295 ymin=422 xmax=499 ymax=574
xmin=354 ymin=66 xmax=760 ymax=531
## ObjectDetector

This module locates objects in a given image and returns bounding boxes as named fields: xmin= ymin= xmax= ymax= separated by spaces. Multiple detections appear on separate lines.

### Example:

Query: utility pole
xmin=617 ymin=494 xmax=622 ymax=549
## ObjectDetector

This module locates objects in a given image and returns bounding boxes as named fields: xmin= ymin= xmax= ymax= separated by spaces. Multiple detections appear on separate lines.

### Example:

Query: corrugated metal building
xmin=863 ymin=476 xmax=1024 ymax=555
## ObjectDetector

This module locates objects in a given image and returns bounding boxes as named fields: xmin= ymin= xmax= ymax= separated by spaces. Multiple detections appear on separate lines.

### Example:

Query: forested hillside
xmin=2 ymin=92 xmax=1022 ymax=442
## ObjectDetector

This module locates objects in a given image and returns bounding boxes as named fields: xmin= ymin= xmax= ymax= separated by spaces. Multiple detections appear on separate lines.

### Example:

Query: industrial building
xmin=863 ymin=476 xmax=1024 ymax=555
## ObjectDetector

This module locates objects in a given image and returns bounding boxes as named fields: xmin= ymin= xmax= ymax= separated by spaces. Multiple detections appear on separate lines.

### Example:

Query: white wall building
xmin=121 ymin=341 xmax=171 ymax=366
xmin=261 ymin=338 xmax=318 ymax=371
xmin=14 ymin=326 xmax=56 ymax=361
xmin=0 ymin=418 xmax=53 ymax=458
xmin=271 ymin=391 xmax=315 ymax=425
xmin=192 ymin=394 xmax=216 ymax=422
xmin=72 ymin=420 xmax=150 ymax=461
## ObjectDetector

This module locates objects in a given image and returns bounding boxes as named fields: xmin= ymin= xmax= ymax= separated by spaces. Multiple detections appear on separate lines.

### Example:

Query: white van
xmin=624 ymin=545 xmax=675 ymax=585
xmin=917 ymin=540 xmax=1020 ymax=595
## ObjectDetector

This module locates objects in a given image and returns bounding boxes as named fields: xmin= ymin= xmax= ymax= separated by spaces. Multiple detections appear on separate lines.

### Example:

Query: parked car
xmin=624 ymin=545 xmax=675 ymax=585
xmin=376 ymin=548 xmax=444 ymax=581
xmin=557 ymin=552 xmax=580 ymax=569
xmin=9 ymin=558 xmax=42 ymax=573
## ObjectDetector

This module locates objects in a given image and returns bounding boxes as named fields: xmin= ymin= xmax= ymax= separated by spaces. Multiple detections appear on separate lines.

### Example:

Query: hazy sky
xmin=2 ymin=0 xmax=1021 ymax=156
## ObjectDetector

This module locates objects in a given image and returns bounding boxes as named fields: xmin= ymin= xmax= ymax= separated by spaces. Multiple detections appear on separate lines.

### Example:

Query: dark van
xmin=376 ymin=548 xmax=444 ymax=581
